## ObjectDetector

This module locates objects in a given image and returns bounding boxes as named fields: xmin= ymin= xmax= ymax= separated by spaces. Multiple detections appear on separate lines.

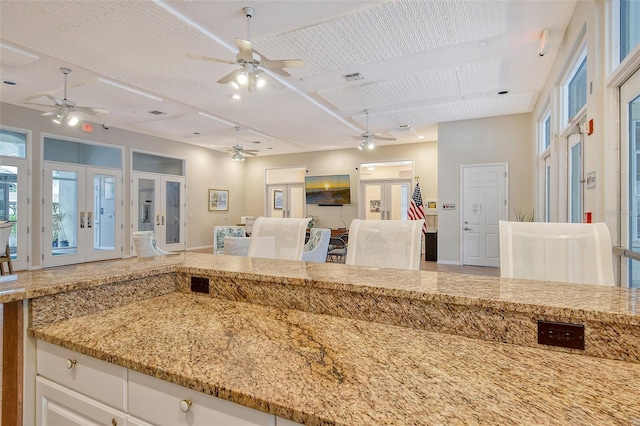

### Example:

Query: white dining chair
xmin=302 ymin=228 xmax=331 ymax=263
xmin=345 ymin=219 xmax=424 ymax=270
xmin=132 ymin=231 xmax=172 ymax=258
xmin=247 ymin=217 xmax=311 ymax=260
xmin=498 ymin=220 xmax=615 ymax=286
xmin=0 ymin=222 xmax=14 ymax=275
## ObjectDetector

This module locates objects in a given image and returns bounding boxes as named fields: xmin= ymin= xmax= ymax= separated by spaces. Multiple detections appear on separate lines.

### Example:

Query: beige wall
xmin=438 ymin=113 xmax=533 ymax=264
xmin=0 ymin=102 xmax=244 ymax=266
xmin=243 ymin=142 xmax=438 ymax=230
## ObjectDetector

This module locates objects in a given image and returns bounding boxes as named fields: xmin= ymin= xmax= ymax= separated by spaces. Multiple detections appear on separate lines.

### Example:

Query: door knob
xmin=464 ymin=227 xmax=472 ymax=231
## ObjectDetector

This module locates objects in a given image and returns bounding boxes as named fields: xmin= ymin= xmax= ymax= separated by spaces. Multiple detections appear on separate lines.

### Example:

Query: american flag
xmin=408 ymin=182 xmax=427 ymax=234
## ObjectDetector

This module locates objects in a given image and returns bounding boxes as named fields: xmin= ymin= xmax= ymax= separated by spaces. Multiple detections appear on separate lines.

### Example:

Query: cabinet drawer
xmin=128 ymin=370 xmax=275 ymax=426
xmin=36 ymin=376 xmax=127 ymax=426
xmin=37 ymin=340 xmax=127 ymax=411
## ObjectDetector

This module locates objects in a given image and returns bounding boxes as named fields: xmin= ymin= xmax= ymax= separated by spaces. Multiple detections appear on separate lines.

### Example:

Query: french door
xmin=43 ymin=162 xmax=123 ymax=267
xmin=132 ymin=172 xmax=185 ymax=252
xmin=361 ymin=180 xmax=411 ymax=220
xmin=266 ymin=184 xmax=305 ymax=218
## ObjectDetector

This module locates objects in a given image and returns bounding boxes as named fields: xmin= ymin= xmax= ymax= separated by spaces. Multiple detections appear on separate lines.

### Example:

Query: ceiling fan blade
xmin=187 ymin=53 xmax=236 ymax=65
xmin=46 ymin=94 xmax=65 ymax=106
xmin=372 ymin=134 xmax=396 ymax=141
xmin=217 ymin=68 xmax=243 ymax=84
xmin=261 ymin=58 xmax=304 ymax=70
xmin=241 ymin=151 xmax=258 ymax=156
xmin=42 ymin=109 xmax=57 ymax=117
xmin=235 ymin=38 xmax=253 ymax=62
xmin=24 ymin=101 xmax=57 ymax=108
xmin=75 ymin=106 xmax=109 ymax=115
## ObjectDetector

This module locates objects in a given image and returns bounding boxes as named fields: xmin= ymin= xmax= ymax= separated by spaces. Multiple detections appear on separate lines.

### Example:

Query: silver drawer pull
xmin=65 ymin=359 xmax=77 ymax=369
xmin=179 ymin=399 xmax=192 ymax=413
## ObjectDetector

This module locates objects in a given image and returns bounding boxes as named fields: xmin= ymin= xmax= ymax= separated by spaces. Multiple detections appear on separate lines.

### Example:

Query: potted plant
xmin=52 ymin=203 xmax=69 ymax=247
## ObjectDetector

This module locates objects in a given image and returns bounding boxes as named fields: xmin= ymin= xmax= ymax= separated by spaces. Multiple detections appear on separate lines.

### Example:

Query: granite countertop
xmin=2 ymin=253 xmax=638 ymax=323
xmin=30 ymin=292 xmax=640 ymax=425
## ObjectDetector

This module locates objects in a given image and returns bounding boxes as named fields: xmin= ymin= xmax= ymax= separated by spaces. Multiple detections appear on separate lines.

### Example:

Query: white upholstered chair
xmin=498 ymin=221 xmax=615 ymax=286
xmin=133 ymin=231 xmax=172 ymax=258
xmin=302 ymin=228 xmax=331 ymax=263
xmin=247 ymin=217 xmax=311 ymax=260
xmin=213 ymin=226 xmax=247 ymax=254
xmin=345 ymin=219 xmax=424 ymax=270
xmin=223 ymin=236 xmax=251 ymax=256
xmin=0 ymin=222 xmax=14 ymax=275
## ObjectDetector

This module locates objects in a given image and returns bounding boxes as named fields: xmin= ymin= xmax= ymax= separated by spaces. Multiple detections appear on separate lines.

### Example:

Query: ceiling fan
xmin=25 ymin=67 xmax=109 ymax=126
xmin=187 ymin=6 xmax=304 ymax=92
xmin=355 ymin=109 xmax=396 ymax=150
xmin=227 ymin=127 xmax=259 ymax=161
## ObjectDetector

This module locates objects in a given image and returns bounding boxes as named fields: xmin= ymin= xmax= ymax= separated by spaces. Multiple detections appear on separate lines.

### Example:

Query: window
xmin=620 ymin=0 xmax=640 ymax=63
xmin=567 ymin=56 xmax=587 ymax=121
xmin=540 ymin=111 xmax=551 ymax=153
xmin=0 ymin=129 xmax=27 ymax=158
xmin=544 ymin=155 xmax=551 ymax=222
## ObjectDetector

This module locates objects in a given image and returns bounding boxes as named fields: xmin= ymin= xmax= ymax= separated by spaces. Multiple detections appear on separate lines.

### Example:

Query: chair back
xmin=498 ymin=221 xmax=615 ymax=286
xmin=247 ymin=217 xmax=311 ymax=260
xmin=0 ymin=222 xmax=14 ymax=275
xmin=213 ymin=226 xmax=246 ymax=254
xmin=244 ymin=217 xmax=257 ymax=236
xmin=223 ymin=236 xmax=251 ymax=256
xmin=133 ymin=230 xmax=171 ymax=258
xmin=302 ymin=228 xmax=331 ymax=263
xmin=345 ymin=219 xmax=424 ymax=270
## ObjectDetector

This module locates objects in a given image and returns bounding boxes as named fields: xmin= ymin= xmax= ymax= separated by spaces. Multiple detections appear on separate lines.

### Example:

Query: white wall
xmin=243 ymin=142 xmax=438 ymax=230
xmin=0 ymin=102 xmax=244 ymax=266
xmin=438 ymin=113 xmax=533 ymax=264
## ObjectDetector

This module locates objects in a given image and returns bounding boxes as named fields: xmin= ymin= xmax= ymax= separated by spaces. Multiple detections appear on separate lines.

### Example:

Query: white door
xmin=132 ymin=172 xmax=186 ymax=252
xmin=361 ymin=180 xmax=411 ymax=220
xmin=462 ymin=164 xmax=507 ymax=267
xmin=44 ymin=163 xmax=123 ymax=267
xmin=0 ymin=156 xmax=28 ymax=271
xmin=266 ymin=184 xmax=305 ymax=218
xmin=621 ymin=68 xmax=640 ymax=288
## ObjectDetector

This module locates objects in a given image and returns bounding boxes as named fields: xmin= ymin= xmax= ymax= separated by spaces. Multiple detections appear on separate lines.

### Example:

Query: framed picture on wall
xmin=208 ymin=189 xmax=228 ymax=211
xmin=273 ymin=190 xmax=283 ymax=210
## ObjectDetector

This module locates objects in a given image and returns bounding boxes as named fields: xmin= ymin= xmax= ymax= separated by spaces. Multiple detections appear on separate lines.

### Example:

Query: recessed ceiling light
xmin=2 ymin=80 xmax=16 ymax=85
xmin=252 ymin=140 xmax=261 ymax=144
xmin=231 ymin=94 xmax=241 ymax=100
xmin=193 ymin=132 xmax=200 ymax=135
xmin=418 ymin=135 xmax=424 ymax=139
xmin=267 ymin=147 xmax=273 ymax=150
xmin=498 ymin=90 xmax=509 ymax=95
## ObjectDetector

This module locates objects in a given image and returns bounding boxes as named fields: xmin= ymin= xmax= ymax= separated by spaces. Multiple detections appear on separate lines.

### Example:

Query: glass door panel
xmin=164 ymin=179 xmax=181 ymax=246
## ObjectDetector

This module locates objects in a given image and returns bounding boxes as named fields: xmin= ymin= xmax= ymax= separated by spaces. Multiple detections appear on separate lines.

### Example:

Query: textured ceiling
xmin=0 ymin=0 xmax=577 ymax=156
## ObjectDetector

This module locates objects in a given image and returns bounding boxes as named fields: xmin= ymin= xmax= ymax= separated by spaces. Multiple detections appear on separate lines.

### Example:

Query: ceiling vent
xmin=344 ymin=72 xmax=364 ymax=82
xmin=148 ymin=110 xmax=166 ymax=115
xmin=397 ymin=124 xmax=412 ymax=130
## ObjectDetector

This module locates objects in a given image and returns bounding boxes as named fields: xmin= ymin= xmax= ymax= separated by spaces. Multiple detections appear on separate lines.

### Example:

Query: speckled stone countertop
xmin=2 ymin=252 xmax=639 ymax=320
xmin=31 ymin=292 xmax=640 ymax=425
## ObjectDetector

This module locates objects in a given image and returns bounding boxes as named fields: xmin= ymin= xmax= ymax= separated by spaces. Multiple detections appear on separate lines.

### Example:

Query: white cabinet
xmin=37 ymin=340 xmax=127 ymax=411
xmin=129 ymin=370 xmax=275 ymax=426
xmin=36 ymin=376 xmax=126 ymax=426
xmin=36 ymin=340 xmax=303 ymax=426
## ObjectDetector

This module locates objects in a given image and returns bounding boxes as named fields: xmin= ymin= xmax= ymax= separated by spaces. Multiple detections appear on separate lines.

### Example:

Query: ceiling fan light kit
xmin=187 ymin=6 xmax=303 ymax=93
xmin=25 ymin=67 xmax=108 ymax=127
